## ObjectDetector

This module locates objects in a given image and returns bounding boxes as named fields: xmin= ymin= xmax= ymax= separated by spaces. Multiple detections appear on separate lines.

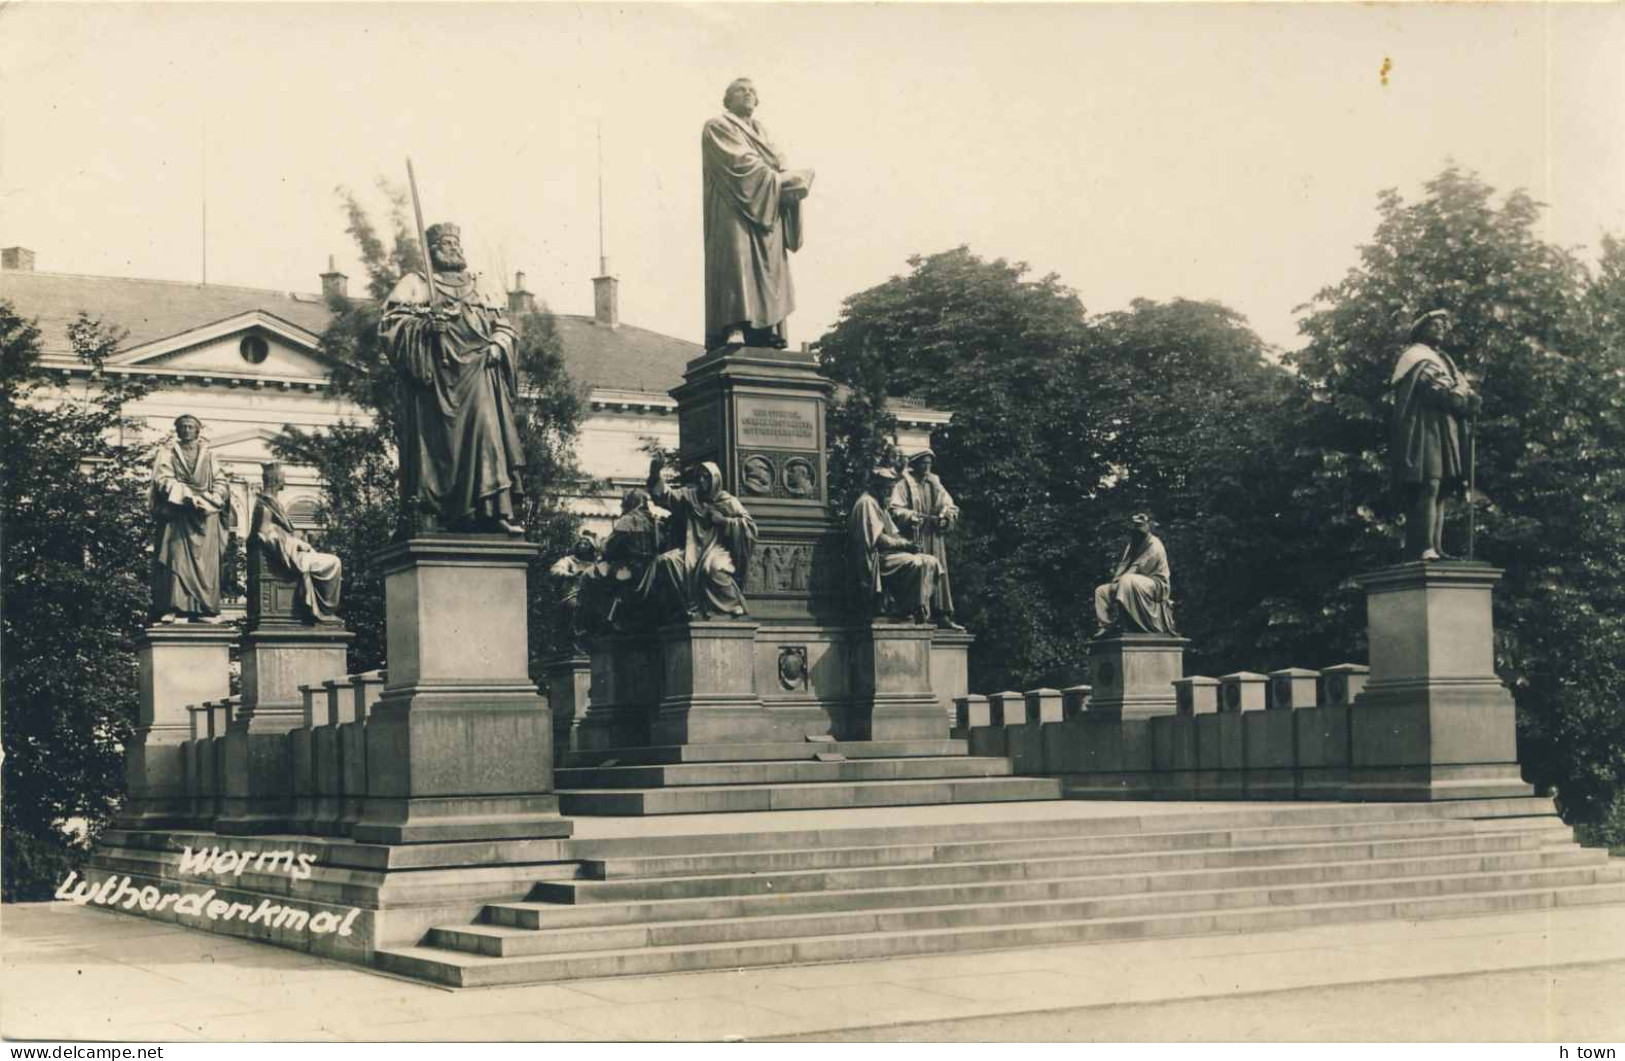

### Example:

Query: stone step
xmin=556 ymin=776 xmax=1064 ymax=816
xmin=579 ymin=816 xmax=1554 ymax=880
xmin=439 ymin=851 xmax=1614 ymax=958
xmin=491 ymin=835 xmax=1594 ymax=929
xmin=378 ymin=879 xmax=1625 ymax=987
xmin=554 ymin=755 xmax=1013 ymax=790
xmin=559 ymin=739 xmax=971 ymax=767
xmin=439 ymin=857 xmax=1622 ymax=958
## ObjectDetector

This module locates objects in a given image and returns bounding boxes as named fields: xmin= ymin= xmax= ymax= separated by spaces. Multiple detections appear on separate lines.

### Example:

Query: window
xmin=239 ymin=335 xmax=269 ymax=364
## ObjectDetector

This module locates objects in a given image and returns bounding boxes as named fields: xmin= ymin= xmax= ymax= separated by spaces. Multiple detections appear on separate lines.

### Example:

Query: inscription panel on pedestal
xmin=735 ymin=396 xmax=819 ymax=452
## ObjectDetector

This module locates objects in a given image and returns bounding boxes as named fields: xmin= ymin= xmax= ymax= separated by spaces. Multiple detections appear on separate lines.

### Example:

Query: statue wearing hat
xmin=1391 ymin=309 xmax=1480 ymax=561
xmin=1091 ymin=513 xmax=1177 ymax=637
xmin=851 ymin=464 xmax=941 ymax=623
xmin=380 ymin=221 xmax=528 ymax=537
xmin=150 ymin=413 xmax=231 ymax=623
xmin=888 ymin=449 xmax=963 ymax=630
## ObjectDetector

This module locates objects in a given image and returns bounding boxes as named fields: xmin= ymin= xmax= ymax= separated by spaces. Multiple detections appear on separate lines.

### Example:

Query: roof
xmin=0 ymin=268 xmax=702 ymax=396
xmin=0 ymin=270 xmax=334 ymax=357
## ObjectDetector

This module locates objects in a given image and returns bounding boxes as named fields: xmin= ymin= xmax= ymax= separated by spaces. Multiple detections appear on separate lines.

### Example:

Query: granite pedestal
xmin=1085 ymin=633 xmax=1188 ymax=720
xmin=354 ymin=537 xmax=571 ymax=844
xmin=850 ymin=621 xmax=946 ymax=741
xmin=544 ymin=654 xmax=592 ymax=753
xmin=651 ymin=620 xmax=771 ymax=745
xmin=1348 ymin=562 xmax=1532 ymax=800
xmin=121 ymin=625 xmax=238 ymax=828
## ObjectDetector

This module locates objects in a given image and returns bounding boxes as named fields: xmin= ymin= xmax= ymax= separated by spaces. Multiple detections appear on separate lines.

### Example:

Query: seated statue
xmin=647 ymin=457 xmax=757 ymax=621
xmin=548 ymin=532 xmax=603 ymax=655
xmin=1092 ymin=512 xmax=1177 ymax=637
xmin=251 ymin=463 xmax=342 ymax=623
xmin=850 ymin=465 xmax=940 ymax=623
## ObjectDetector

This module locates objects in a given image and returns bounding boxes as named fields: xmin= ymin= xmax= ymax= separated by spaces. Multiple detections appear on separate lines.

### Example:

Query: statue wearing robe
xmin=1093 ymin=532 xmax=1178 ymax=635
xmin=702 ymin=80 xmax=813 ymax=350
xmin=1391 ymin=342 xmax=1470 ymax=493
xmin=379 ymin=248 xmax=526 ymax=534
xmin=851 ymin=473 xmax=940 ymax=622
xmin=889 ymin=458 xmax=960 ymax=626
xmin=150 ymin=432 xmax=229 ymax=621
xmin=251 ymin=490 xmax=343 ymax=622
xmin=648 ymin=460 xmax=758 ymax=619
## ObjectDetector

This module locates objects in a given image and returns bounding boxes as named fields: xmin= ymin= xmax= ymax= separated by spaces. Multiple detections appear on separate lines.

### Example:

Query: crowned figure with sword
xmin=380 ymin=162 xmax=527 ymax=537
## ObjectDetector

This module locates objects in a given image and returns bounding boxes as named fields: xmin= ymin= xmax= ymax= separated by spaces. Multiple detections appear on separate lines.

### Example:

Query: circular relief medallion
xmin=742 ymin=455 xmax=775 ymax=496
xmin=1094 ymin=660 xmax=1116 ymax=689
xmin=782 ymin=457 xmax=817 ymax=498
xmin=777 ymin=646 xmax=808 ymax=690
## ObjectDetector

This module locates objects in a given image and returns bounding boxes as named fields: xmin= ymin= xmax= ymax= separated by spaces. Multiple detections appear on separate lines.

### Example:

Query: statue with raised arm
xmin=1092 ymin=513 xmax=1178 ymax=637
xmin=379 ymin=221 xmax=527 ymax=537
xmin=1390 ymin=309 xmax=1480 ymax=561
xmin=252 ymin=462 xmax=343 ymax=622
xmin=702 ymin=77 xmax=815 ymax=350
xmin=647 ymin=457 xmax=758 ymax=620
xmin=150 ymin=414 xmax=230 ymax=623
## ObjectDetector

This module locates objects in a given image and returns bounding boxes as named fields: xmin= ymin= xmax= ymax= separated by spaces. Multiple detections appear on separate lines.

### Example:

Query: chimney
xmin=2 ymin=247 xmax=36 ymax=272
xmin=508 ymin=270 xmax=537 ymax=317
xmin=319 ymin=254 xmax=347 ymax=300
xmin=593 ymin=259 xmax=619 ymax=328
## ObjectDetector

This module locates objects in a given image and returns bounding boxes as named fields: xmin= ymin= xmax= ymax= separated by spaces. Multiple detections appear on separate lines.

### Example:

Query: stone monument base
xmin=353 ymin=537 xmax=571 ymax=845
xmin=1348 ymin=561 xmax=1530 ymax=801
xmin=651 ymin=620 xmax=771 ymax=745
xmin=120 ymin=625 xmax=239 ymax=828
xmin=1085 ymin=633 xmax=1189 ymax=720
xmin=850 ymin=621 xmax=944 ymax=740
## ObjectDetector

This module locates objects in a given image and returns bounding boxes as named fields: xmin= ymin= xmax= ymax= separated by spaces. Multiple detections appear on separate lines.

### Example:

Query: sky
xmin=3 ymin=2 xmax=1623 ymax=355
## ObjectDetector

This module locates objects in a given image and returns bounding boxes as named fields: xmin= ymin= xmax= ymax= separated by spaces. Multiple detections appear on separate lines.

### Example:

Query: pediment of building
xmin=108 ymin=311 xmax=335 ymax=381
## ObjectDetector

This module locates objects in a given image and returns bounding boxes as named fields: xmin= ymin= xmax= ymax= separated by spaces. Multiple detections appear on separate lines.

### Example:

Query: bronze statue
xmin=889 ymin=449 xmax=964 ymax=630
xmin=251 ymin=463 xmax=343 ymax=622
xmin=602 ymin=488 xmax=664 ymax=630
xmin=1391 ymin=309 xmax=1479 ymax=561
xmin=548 ymin=532 xmax=602 ymax=654
xmin=702 ymin=77 xmax=815 ymax=350
xmin=850 ymin=465 xmax=940 ymax=623
xmin=150 ymin=414 xmax=229 ymax=623
xmin=380 ymin=222 xmax=527 ymax=536
xmin=647 ymin=457 xmax=757 ymax=620
xmin=1092 ymin=513 xmax=1177 ymax=637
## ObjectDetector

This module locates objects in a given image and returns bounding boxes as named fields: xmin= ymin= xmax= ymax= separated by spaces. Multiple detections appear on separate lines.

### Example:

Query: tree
xmin=817 ymin=249 xmax=1290 ymax=690
xmin=1287 ymin=166 xmax=1625 ymax=830
xmin=1 ymin=304 xmax=158 ymax=899
xmin=272 ymin=182 xmax=591 ymax=676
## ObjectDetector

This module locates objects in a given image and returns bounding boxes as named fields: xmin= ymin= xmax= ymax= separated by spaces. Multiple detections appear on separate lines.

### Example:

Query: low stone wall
xmin=957 ymin=665 xmax=1381 ymax=801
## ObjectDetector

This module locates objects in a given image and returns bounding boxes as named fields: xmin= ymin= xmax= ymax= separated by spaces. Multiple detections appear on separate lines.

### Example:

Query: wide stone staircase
xmin=549 ymin=739 xmax=1061 ymax=816
xmin=374 ymin=790 xmax=1625 ymax=987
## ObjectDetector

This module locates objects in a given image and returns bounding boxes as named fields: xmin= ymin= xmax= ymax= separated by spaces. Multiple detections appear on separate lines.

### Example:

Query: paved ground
xmin=3 ymin=900 xmax=1624 ymax=1041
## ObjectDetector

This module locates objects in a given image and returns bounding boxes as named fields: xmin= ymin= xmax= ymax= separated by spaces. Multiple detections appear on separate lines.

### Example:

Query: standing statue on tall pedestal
xmin=150 ymin=414 xmax=229 ymax=623
xmin=647 ymin=457 xmax=758 ymax=620
xmin=380 ymin=221 xmax=527 ymax=537
xmin=703 ymin=77 xmax=816 ymax=350
xmin=1391 ymin=309 xmax=1480 ymax=561
xmin=1092 ymin=513 xmax=1178 ymax=637
xmin=851 ymin=466 xmax=940 ymax=623
xmin=889 ymin=449 xmax=964 ymax=630
xmin=251 ymin=462 xmax=343 ymax=622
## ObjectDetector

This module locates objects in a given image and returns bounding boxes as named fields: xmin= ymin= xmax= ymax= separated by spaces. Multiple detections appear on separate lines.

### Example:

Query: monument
xmin=889 ymin=449 xmax=964 ymax=630
xmin=1391 ymin=308 xmax=1479 ymax=562
xmin=149 ymin=413 xmax=229 ymax=624
xmin=1087 ymin=513 xmax=1187 ymax=720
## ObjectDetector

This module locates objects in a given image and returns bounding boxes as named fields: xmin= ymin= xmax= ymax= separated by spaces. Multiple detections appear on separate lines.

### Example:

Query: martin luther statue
xmin=703 ymin=77 xmax=815 ymax=350
xmin=380 ymin=222 xmax=527 ymax=536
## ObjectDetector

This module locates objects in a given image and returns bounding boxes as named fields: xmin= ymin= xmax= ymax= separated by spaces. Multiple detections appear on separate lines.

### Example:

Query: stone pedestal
xmin=651 ymin=620 xmax=769 ymax=744
xmin=930 ymin=629 xmax=975 ymax=727
xmin=120 ymin=625 xmax=237 ymax=828
xmin=354 ymin=537 xmax=571 ymax=844
xmin=544 ymin=655 xmax=593 ymax=753
xmin=338 ymin=671 xmax=383 ymax=836
xmin=217 ymin=624 xmax=352 ymax=835
xmin=850 ymin=622 xmax=945 ymax=741
xmin=1085 ymin=633 xmax=1188 ymax=720
xmin=1348 ymin=562 xmax=1532 ymax=800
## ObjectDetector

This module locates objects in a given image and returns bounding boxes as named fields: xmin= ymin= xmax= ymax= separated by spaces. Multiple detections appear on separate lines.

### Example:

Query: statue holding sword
xmin=380 ymin=161 xmax=528 ymax=537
